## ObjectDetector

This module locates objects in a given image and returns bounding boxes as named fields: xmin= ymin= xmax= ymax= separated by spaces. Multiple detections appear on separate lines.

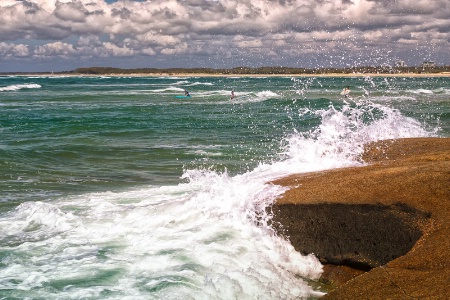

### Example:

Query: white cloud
xmin=160 ymin=43 xmax=188 ymax=55
xmin=102 ymin=42 xmax=135 ymax=56
xmin=141 ymin=48 xmax=156 ymax=55
xmin=0 ymin=42 xmax=30 ymax=57
xmin=134 ymin=32 xmax=180 ymax=47
xmin=362 ymin=30 xmax=383 ymax=42
xmin=78 ymin=35 xmax=102 ymax=47
xmin=54 ymin=1 xmax=89 ymax=22
xmin=33 ymin=42 xmax=76 ymax=58
xmin=235 ymin=38 xmax=263 ymax=48
xmin=0 ymin=0 xmax=449 ymax=70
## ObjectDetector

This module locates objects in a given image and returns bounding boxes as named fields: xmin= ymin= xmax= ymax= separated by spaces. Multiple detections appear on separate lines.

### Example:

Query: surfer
xmin=184 ymin=89 xmax=190 ymax=97
xmin=230 ymin=90 xmax=235 ymax=100
xmin=341 ymin=86 xmax=350 ymax=98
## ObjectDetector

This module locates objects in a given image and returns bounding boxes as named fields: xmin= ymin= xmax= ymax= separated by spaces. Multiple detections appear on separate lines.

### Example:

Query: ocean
xmin=0 ymin=75 xmax=448 ymax=299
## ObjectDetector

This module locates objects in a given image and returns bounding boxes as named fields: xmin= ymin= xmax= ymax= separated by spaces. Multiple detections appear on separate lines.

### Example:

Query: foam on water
xmin=149 ymin=87 xmax=186 ymax=93
xmin=186 ymin=82 xmax=214 ymax=86
xmin=174 ymin=80 xmax=190 ymax=85
xmin=0 ymin=83 xmax=41 ymax=92
xmin=228 ymin=91 xmax=279 ymax=104
xmin=256 ymin=91 xmax=279 ymax=98
xmin=264 ymin=97 xmax=434 ymax=178
xmin=0 ymin=171 xmax=323 ymax=299
xmin=410 ymin=88 xmax=434 ymax=94
xmin=0 ymin=80 xmax=438 ymax=299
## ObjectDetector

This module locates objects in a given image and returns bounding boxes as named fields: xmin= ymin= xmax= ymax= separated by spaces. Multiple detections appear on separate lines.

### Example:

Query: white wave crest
xmin=256 ymin=90 xmax=279 ymax=98
xmin=187 ymin=82 xmax=214 ymax=86
xmin=280 ymin=98 xmax=433 ymax=174
xmin=0 ymin=83 xmax=42 ymax=92
xmin=410 ymin=88 xmax=433 ymax=94
xmin=0 ymin=201 xmax=77 ymax=245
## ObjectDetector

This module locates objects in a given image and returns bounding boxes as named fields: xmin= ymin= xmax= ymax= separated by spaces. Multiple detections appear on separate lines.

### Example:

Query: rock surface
xmin=270 ymin=138 xmax=450 ymax=299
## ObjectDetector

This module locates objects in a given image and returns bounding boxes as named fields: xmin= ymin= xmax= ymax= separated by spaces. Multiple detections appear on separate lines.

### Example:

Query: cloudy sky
xmin=1 ymin=0 xmax=449 ymax=72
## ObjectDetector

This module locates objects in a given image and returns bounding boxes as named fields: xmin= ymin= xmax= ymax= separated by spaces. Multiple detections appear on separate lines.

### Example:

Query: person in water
xmin=230 ymin=90 xmax=235 ymax=100
xmin=184 ymin=90 xmax=190 ymax=97
xmin=342 ymin=86 xmax=350 ymax=98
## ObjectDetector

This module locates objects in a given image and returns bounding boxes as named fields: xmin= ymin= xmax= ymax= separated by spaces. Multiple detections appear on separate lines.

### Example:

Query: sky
xmin=1 ymin=0 xmax=449 ymax=72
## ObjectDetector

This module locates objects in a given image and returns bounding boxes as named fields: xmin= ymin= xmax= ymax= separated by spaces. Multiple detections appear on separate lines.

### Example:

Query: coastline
xmin=4 ymin=72 xmax=450 ymax=78
xmin=114 ymin=72 xmax=450 ymax=78
xmin=270 ymin=137 xmax=450 ymax=298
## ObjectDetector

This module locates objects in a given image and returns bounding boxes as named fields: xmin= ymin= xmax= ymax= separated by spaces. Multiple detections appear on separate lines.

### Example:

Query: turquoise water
xmin=0 ymin=75 xmax=448 ymax=299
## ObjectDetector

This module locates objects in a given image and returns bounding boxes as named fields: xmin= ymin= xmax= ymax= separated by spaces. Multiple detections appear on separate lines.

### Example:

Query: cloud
xmin=0 ymin=42 xmax=30 ymax=57
xmin=33 ymin=41 xmax=77 ymax=59
xmin=54 ymin=1 xmax=90 ymax=22
xmin=1 ymin=0 xmax=449 ymax=71
xmin=101 ymin=42 xmax=135 ymax=56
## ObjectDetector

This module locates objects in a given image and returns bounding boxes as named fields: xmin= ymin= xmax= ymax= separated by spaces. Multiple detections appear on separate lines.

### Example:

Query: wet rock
xmin=270 ymin=138 xmax=450 ymax=299
xmin=270 ymin=203 xmax=430 ymax=270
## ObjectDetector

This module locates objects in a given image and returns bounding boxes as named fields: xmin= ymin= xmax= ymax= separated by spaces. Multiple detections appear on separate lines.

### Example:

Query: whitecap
xmin=0 ymin=83 xmax=42 ymax=92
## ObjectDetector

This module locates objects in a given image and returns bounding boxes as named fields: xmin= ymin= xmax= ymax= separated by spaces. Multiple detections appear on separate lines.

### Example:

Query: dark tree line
xmin=2 ymin=65 xmax=450 ymax=76
xmin=70 ymin=65 xmax=450 ymax=75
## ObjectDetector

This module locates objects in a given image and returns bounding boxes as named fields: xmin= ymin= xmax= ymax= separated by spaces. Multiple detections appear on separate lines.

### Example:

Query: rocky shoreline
xmin=270 ymin=138 xmax=450 ymax=299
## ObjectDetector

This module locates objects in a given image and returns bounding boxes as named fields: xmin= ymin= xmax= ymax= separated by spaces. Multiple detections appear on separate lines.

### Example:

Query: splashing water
xmin=0 ymin=75 xmax=444 ymax=299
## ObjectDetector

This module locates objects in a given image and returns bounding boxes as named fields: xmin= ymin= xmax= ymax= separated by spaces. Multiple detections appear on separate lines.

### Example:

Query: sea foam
xmin=0 ymin=83 xmax=41 ymax=92
xmin=0 ymin=76 xmax=438 ymax=299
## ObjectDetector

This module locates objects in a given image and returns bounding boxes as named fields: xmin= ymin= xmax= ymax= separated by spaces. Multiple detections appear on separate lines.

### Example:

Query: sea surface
xmin=0 ymin=75 xmax=448 ymax=299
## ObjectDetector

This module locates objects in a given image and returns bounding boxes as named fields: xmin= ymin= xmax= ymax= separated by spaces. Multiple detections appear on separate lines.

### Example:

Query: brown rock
xmin=270 ymin=137 xmax=450 ymax=299
xmin=320 ymin=265 xmax=365 ymax=288
xmin=270 ymin=203 xmax=429 ymax=269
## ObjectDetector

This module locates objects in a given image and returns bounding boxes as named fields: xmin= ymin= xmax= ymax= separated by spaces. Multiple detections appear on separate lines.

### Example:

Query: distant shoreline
xmin=3 ymin=72 xmax=450 ymax=78
xmin=4 ymin=65 xmax=450 ymax=77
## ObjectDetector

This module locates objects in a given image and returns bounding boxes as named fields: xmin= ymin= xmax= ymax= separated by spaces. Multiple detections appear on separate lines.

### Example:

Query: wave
xmin=174 ymin=80 xmax=190 ymax=85
xmin=150 ymin=87 xmax=186 ymax=93
xmin=409 ymin=88 xmax=434 ymax=94
xmin=1 ymin=170 xmax=324 ymax=298
xmin=229 ymin=90 xmax=280 ymax=104
xmin=410 ymin=87 xmax=450 ymax=95
xmin=0 ymin=83 xmax=42 ymax=92
xmin=0 ymin=77 xmax=439 ymax=299
xmin=256 ymin=90 xmax=279 ymax=98
xmin=186 ymin=82 xmax=214 ymax=86
xmin=242 ymin=97 xmax=434 ymax=180
xmin=27 ymin=76 xmax=71 ymax=79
